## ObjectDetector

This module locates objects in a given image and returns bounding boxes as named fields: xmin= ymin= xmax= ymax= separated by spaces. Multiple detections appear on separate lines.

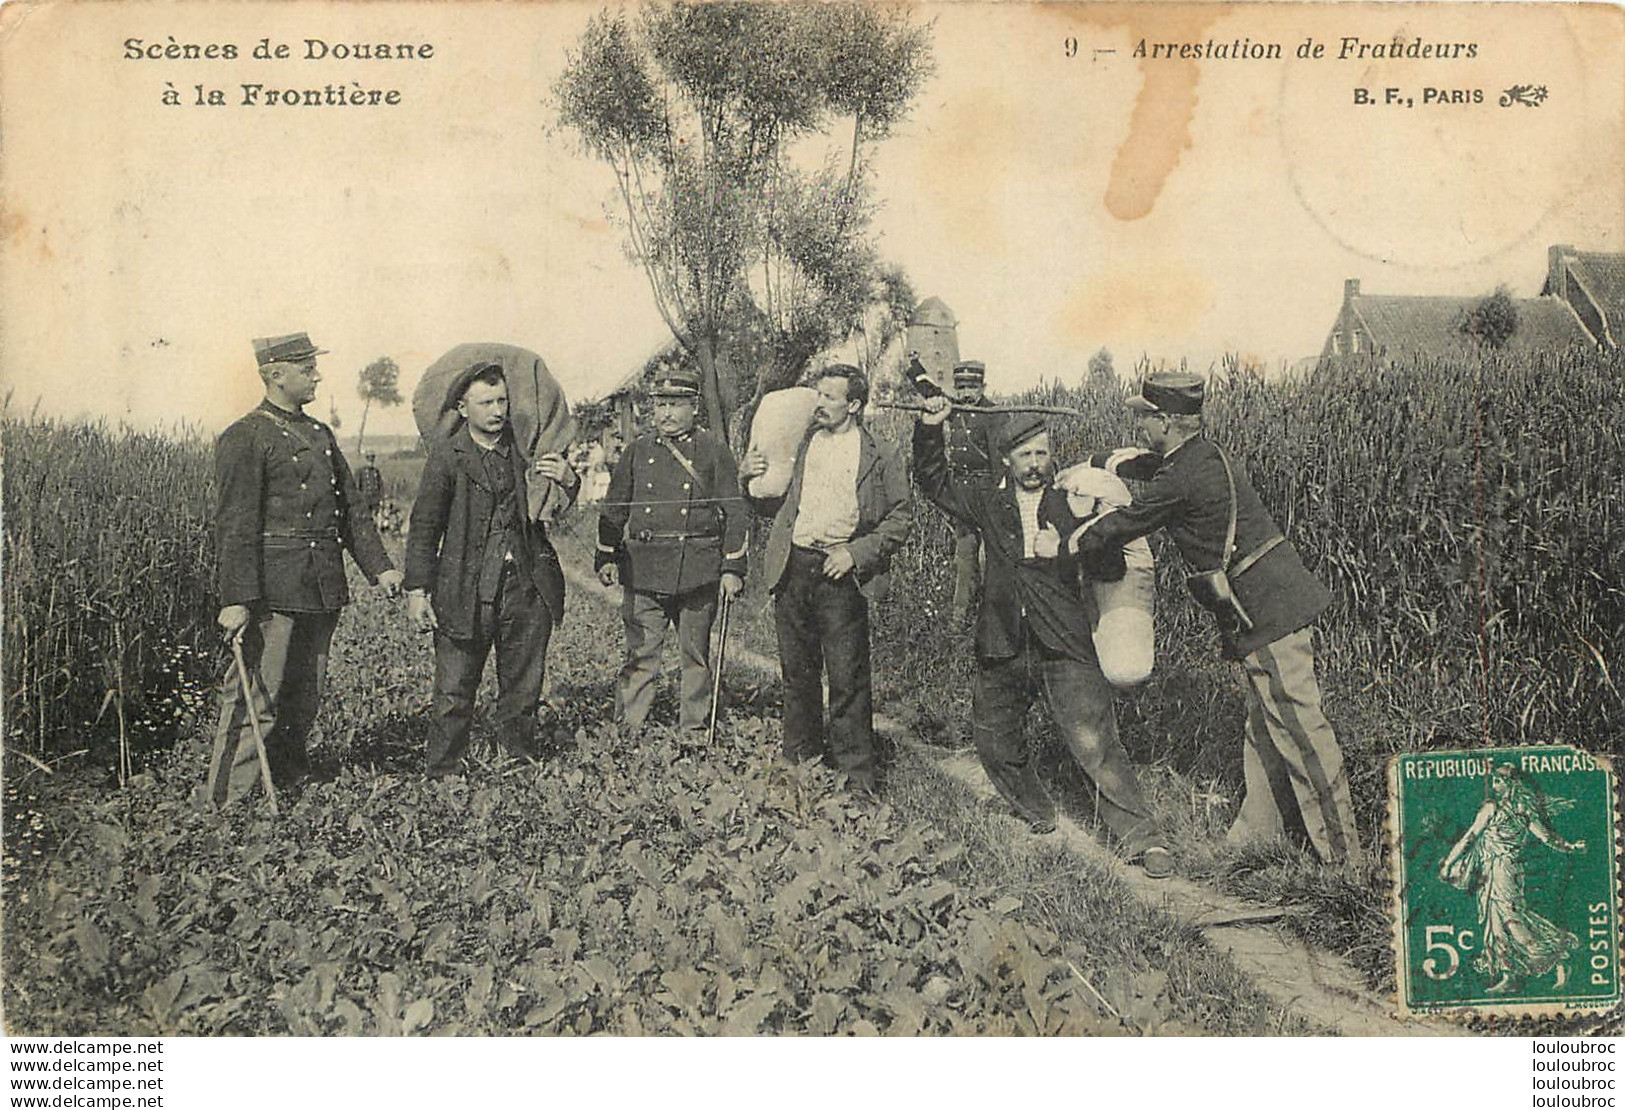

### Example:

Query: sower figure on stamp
xmin=913 ymin=395 xmax=1172 ymax=876
xmin=1073 ymin=372 xmax=1362 ymax=867
xmin=741 ymin=364 xmax=911 ymax=796
xmin=595 ymin=365 xmax=746 ymax=736
xmin=404 ymin=362 xmax=578 ymax=777
xmin=208 ymin=332 xmax=402 ymax=805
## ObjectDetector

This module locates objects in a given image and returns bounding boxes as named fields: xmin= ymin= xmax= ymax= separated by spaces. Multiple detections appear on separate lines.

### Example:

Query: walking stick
xmin=875 ymin=399 xmax=1091 ymax=418
xmin=706 ymin=583 xmax=733 ymax=744
xmin=230 ymin=630 xmax=280 ymax=815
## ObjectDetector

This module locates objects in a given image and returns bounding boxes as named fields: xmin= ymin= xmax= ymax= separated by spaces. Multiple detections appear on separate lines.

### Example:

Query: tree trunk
xmin=694 ymin=330 xmax=729 ymax=444
xmin=355 ymin=397 xmax=372 ymax=456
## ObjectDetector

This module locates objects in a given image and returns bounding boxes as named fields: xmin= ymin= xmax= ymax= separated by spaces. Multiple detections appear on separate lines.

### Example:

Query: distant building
xmin=1321 ymin=277 xmax=1593 ymax=360
xmin=1542 ymin=244 xmax=1625 ymax=348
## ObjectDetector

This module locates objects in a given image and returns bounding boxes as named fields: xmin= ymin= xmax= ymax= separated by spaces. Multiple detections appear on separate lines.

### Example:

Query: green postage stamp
xmin=1389 ymin=746 xmax=1621 ymax=1018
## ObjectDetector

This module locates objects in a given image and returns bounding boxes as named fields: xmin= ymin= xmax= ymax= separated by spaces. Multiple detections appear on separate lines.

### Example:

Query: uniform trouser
xmin=207 ymin=608 xmax=339 ymax=806
xmin=774 ymin=547 xmax=876 ymax=792
xmin=427 ymin=568 xmax=552 ymax=776
xmin=618 ymin=584 xmax=717 ymax=731
xmin=972 ymin=639 xmax=1165 ymax=857
xmin=951 ymin=525 xmax=983 ymax=621
xmin=1231 ymin=626 xmax=1362 ymax=866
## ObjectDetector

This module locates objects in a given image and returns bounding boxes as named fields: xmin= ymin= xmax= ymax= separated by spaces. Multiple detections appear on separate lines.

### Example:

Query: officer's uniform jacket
xmin=595 ymin=428 xmax=747 ymax=596
xmin=1075 ymin=436 xmax=1331 ymax=660
xmin=405 ymin=425 xmax=573 ymax=640
xmin=946 ymin=400 xmax=998 ymax=476
xmin=915 ymin=422 xmax=1123 ymax=664
xmin=749 ymin=424 xmax=911 ymax=602
xmin=215 ymin=400 xmax=393 ymax=612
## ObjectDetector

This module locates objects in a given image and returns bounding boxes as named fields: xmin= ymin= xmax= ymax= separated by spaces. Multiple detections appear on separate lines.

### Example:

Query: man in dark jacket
xmin=741 ymin=364 xmax=910 ymax=794
xmin=209 ymin=332 xmax=402 ymax=805
xmin=405 ymin=362 xmax=578 ymax=776
xmin=946 ymin=360 xmax=999 ymax=625
xmin=1072 ymin=372 xmax=1360 ymax=866
xmin=914 ymin=396 xmax=1170 ymax=875
xmin=596 ymin=366 xmax=747 ymax=733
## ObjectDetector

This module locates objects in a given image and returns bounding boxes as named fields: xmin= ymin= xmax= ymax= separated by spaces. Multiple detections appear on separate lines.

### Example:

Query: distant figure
xmin=357 ymin=452 xmax=384 ymax=519
xmin=596 ymin=366 xmax=747 ymax=735
xmin=209 ymin=332 xmax=402 ymax=805
xmin=741 ymin=364 xmax=911 ymax=796
xmin=1440 ymin=765 xmax=1585 ymax=993
xmin=945 ymin=359 xmax=998 ymax=626
xmin=1075 ymin=373 xmax=1361 ymax=867
xmin=404 ymin=361 xmax=578 ymax=776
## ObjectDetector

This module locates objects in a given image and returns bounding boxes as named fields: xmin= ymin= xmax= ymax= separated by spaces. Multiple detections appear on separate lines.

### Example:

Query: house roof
xmin=1560 ymin=251 xmax=1625 ymax=345
xmin=1347 ymin=293 xmax=1591 ymax=355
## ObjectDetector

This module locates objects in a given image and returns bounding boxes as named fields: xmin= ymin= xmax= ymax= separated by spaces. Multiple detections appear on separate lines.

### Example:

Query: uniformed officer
xmin=596 ymin=366 xmax=747 ymax=734
xmin=945 ymin=360 xmax=999 ymax=625
xmin=1073 ymin=372 xmax=1362 ymax=867
xmin=208 ymin=332 xmax=402 ymax=805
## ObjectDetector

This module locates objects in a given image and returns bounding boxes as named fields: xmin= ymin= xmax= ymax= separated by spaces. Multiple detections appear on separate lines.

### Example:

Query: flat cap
xmin=252 ymin=332 xmax=327 ymax=367
xmin=1127 ymin=372 xmax=1205 ymax=415
xmin=997 ymin=411 xmax=1048 ymax=453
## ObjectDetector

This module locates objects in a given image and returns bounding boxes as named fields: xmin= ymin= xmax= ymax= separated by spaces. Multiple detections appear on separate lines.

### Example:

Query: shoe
xmin=1026 ymin=814 xmax=1058 ymax=835
xmin=1137 ymin=846 xmax=1174 ymax=879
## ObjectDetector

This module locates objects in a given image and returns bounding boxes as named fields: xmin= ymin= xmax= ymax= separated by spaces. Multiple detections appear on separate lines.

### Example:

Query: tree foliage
xmin=556 ymin=1 xmax=933 ymax=434
xmin=1461 ymin=286 xmax=1520 ymax=350
xmin=1087 ymin=348 xmax=1115 ymax=383
xmin=355 ymin=356 xmax=402 ymax=454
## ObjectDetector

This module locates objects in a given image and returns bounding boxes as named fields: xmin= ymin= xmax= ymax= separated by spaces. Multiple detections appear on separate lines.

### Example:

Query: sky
xmin=2 ymin=0 xmax=1620 ymax=440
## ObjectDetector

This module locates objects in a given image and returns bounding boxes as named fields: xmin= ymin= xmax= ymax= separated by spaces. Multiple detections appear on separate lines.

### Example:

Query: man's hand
xmin=719 ymin=572 xmax=743 ymax=600
xmin=534 ymin=452 xmax=573 ymax=485
xmin=377 ymin=569 xmax=404 ymax=598
xmin=821 ymin=545 xmax=856 ymax=580
xmin=920 ymin=394 xmax=952 ymax=427
xmin=598 ymin=563 xmax=620 ymax=588
xmin=407 ymin=590 xmax=437 ymax=634
xmin=217 ymin=604 xmax=251 ymax=638
xmin=741 ymin=448 xmax=769 ymax=481
xmin=1033 ymin=525 xmax=1061 ymax=560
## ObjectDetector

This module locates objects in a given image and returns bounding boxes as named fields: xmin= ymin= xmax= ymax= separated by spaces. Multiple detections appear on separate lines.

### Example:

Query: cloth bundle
xmin=1054 ymin=463 xmax=1156 ymax=688
xmin=745 ymin=386 xmax=819 ymax=498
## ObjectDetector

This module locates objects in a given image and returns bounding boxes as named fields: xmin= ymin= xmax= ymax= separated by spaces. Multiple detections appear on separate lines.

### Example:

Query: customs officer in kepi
xmin=945 ymin=359 xmax=999 ymax=625
xmin=1073 ymin=372 xmax=1362 ymax=867
xmin=208 ymin=332 xmax=402 ymax=805
xmin=740 ymin=364 xmax=911 ymax=796
xmin=405 ymin=362 xmax=578 ymax=777
xmin=595 ymin=365 xmax=747 ymax=735
xmin=913 ymin=396 xmax=1172 ymax=876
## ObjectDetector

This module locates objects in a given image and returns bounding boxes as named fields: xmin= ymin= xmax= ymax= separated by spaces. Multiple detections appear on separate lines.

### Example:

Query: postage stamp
xmin=1389 ymin=746 xmax=1621 ymax=1018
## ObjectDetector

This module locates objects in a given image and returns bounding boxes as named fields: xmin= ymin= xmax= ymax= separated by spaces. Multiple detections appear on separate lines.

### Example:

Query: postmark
xmin=1389 ymin=746 xmax=1620 ymax=1018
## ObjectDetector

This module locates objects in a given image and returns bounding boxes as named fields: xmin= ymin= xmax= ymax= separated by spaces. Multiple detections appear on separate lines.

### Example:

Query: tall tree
xmin=355 ymin=356 xmax=402 ymax=455
xmin=556 ymin=1 xmax=932 ymax=435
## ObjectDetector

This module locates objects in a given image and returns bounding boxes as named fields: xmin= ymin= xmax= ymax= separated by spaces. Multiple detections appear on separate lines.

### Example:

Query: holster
xmin=1185 ymin=568 xmax=1255 ymax=634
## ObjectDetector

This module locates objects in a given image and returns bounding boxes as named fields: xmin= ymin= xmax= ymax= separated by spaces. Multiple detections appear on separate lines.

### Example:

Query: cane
xmin=706 ymin=583 xmax=733 ymax=744
xmin=229 ymin=629 xmax=280 ymax=815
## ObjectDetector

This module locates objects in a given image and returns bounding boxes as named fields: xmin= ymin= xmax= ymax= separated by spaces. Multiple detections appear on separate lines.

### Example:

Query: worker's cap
xmin=997 ymin=412 xmax=1048 ymax=453
xmin=952 ymin=360 xmax=986 ymax=385
xmin=649 ymin=365 xmax=702 ymax=399
xmin=253 ymin=332 xmax=327 ymax=367
xmin=1127 ymin=372 xmax=1205 ymax=415
xmin=445 ymin=360 xmax=507 ymax=408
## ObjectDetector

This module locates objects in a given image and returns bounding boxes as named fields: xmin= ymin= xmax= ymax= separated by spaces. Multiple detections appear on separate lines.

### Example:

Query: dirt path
xmin=559 ymin=557 xmax=1448 ymax=1036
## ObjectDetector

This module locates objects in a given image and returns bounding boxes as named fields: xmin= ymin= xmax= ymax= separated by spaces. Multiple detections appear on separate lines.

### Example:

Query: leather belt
xmin=631 ymin=530 xmax=720 ymax=543
xmin=1231 ymin=535 xmax=1284 ymax=578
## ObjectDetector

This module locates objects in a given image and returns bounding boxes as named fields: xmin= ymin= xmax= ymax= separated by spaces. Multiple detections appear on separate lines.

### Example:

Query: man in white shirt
xmin=742 ymin=365 xmax=911 ymax=795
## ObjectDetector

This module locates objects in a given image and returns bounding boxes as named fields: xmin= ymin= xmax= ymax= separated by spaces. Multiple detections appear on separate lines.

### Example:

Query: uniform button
xmin=325 ymin=449 xmax=332 ymax=457
xmin=682 ymin=482 xmax=691 ymax=490
xmin=306 ymin=511 xmax=313 ymax=518
xmin=679 ymin=508 xmax=688 ymax=516
xmin=644 ymin=507 xmax=652 ymax=514
xmin=647 ymin=482 xmax=654 ymax=489
xmin=300 ymin=483 xmax=307 ymax=490
xmin=648 ymin=458 xmax=655 ymax=464
xmin=334 ymin=509 xmax=341 ymax=516
xmin=282 ymin=431 xmax=290 ymax=438
xmin=309 ymin=540 xmax=316 ymax=548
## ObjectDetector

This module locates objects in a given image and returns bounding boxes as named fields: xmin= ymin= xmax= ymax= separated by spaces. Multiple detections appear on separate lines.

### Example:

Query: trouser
xmin=950 ymin=525 xmax=982 ymax=621
xmin=427 ymin=568 xmax=553 ymax=776
xmin=972 ymin=638 xmax=1165 ymax=857
xmin=1230 ymin=626 xmax=1362 ymax=866
xmin=618 ymin=583 xmax=717 ymax=731
xmin=774 ymin=546 xmax=876 ymax=792
xmin=207 ymin=608 xmax=339 ymax=806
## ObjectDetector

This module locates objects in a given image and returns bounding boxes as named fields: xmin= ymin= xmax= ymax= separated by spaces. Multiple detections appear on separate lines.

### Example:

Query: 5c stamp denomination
xmin=1389 ymin=746 xmax=1620 ymax=1018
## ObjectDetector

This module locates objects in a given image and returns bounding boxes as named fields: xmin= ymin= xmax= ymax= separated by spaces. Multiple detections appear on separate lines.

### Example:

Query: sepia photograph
xmin=1 ymin=0 xmax=1620 ymax=1095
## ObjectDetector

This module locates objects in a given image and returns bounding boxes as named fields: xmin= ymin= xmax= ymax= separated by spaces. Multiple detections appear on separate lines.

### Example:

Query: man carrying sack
xmin=913 ymin=395 xmax=1172 ymax=877
xmin=209 ymin=332 xmax=402 ymax=805
xmin=595 ymin=365 xmax=746 ymax=736
xmin=1072 ymin=372 xmax=1361 ymax=867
